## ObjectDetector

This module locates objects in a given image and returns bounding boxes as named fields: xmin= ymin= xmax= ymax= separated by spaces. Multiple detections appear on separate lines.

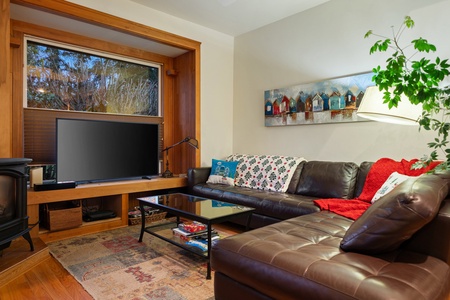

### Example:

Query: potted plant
xmin=365 ymin=16 xmax=450 ymax=171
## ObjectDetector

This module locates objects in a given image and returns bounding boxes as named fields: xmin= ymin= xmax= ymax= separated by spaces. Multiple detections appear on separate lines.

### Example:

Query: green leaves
xmin=366 ymin=16 xmax=450 ymax=170
xmin=364 ymin=30 xmax=373 ymax=39
xmin=412 ymin=38 xmax=436 ymax=53
xmin=404 ymin=16 xmax=415 ymax=28
xmin=369 ymin=39 xmax=391 ymax=54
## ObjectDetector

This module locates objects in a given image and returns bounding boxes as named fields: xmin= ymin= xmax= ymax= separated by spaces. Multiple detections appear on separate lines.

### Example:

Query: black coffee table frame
xmin=137 ymin=193 xmax=254 ymax=279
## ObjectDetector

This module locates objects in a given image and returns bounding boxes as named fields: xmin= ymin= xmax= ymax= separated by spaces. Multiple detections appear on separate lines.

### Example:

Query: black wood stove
xmin=0 ymin=158 xmax=34 ymax=253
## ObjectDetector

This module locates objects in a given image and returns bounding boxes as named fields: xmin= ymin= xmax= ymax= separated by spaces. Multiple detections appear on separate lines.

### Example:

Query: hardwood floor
xmin=0 ymin=238 xmax=92 ymax=300
xmin=0 ymin=222 xmax=243 ymax=300
xmin=0 ymin=257 xmax=91 ymax=300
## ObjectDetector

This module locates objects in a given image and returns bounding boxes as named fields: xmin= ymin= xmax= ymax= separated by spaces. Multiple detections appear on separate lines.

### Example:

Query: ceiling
xmin=10 ymin=0 xmax=330 ymax=58
xmin=131 ymin=0 xmax=330 ymax=36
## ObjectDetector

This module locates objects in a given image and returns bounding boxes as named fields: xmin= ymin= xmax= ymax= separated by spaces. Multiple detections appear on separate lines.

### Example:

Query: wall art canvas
xmin=264 ymin=72 xmax=374 ymax=126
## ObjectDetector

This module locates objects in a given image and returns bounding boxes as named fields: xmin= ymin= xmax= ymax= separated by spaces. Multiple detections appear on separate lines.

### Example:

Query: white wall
xmin=233 ymin=0 xmax=450 ymax=164
xmin=68 ymin=0 xmax=235 ymax=167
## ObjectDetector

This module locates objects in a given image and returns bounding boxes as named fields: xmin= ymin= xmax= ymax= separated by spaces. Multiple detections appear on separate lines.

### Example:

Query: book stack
xmin=172 ymin=221 xmax=220 ymax=251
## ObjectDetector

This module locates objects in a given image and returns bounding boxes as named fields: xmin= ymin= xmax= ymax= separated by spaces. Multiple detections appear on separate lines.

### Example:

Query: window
xmin=25 ymin=38 xmax=161 ymax=116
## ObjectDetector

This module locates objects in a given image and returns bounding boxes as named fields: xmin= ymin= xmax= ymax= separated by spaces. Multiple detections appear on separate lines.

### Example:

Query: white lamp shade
xmin=357 ymin=86 xmax=422 ymax=125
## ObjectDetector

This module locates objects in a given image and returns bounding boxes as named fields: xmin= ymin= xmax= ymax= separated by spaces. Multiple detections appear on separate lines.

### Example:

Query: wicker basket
xmin=128 ymin=211 xmax=167 ymax=225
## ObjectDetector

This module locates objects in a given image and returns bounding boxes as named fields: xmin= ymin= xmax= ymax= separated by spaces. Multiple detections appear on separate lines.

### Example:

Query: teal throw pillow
xmin=206 ymin=159 xmax=238 ymax=186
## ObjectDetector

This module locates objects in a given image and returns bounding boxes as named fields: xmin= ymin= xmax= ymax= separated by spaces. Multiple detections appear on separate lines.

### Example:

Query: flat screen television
xmin=56 ymin=118 xmax=160 ymax=184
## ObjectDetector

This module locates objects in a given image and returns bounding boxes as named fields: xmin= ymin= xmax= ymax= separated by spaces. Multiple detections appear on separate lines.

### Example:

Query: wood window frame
xmin=7 ymin=0 xmax=201 ymax=174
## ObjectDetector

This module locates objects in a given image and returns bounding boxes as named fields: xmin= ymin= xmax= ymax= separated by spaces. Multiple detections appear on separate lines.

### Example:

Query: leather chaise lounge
xmin=187 ymin=159 xmax=450 ymax=300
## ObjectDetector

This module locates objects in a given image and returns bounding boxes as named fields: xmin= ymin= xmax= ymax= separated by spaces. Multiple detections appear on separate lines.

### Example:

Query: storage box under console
xmin=40 ymin=200 xmax=82 ymax=231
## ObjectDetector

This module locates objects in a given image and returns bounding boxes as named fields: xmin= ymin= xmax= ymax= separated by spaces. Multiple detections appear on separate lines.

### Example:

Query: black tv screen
xmin=56 ymin=118 xmax=160 ymax=183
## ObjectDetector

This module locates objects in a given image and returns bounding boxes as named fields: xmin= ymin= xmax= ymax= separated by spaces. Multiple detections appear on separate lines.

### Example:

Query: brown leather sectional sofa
xmin=187 ymin=160 xmax=450 ymax=300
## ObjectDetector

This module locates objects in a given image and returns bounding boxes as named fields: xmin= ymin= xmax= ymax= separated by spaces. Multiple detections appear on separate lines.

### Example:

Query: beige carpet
xmin=48 ymin=224 xmax=219 ymax=300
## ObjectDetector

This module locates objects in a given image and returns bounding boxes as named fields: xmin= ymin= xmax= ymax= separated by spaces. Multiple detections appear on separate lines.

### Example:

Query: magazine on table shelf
xmin=172 ymin=221 xmax=220 ymax=251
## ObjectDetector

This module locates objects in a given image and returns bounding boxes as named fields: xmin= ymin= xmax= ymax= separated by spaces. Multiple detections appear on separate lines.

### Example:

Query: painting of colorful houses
xmin=264 ymin=72 xmax=374 ymax=126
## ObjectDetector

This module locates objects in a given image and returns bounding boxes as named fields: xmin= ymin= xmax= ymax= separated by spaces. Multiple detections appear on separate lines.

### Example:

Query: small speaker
xmin=30 ymin=167 xmax=43 ymax=187
xmin=34 ymin=181 xmax=76 ymax=191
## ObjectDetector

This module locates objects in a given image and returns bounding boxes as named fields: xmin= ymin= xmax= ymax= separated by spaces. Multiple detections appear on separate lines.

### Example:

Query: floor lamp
xmin=161 ymin=137 xmax=199 ymax=178
xmin=356 ymin=86 xmax=422 ymax=125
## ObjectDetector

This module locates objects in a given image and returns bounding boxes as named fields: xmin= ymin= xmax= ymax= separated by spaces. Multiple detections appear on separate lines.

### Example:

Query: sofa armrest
xmin=187 ymin=167 xmax=211 ymax=193
xmin=403 ymin=197 xmax=450 ymax=264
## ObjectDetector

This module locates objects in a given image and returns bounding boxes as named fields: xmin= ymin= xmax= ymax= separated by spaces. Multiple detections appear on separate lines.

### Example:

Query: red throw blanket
xmin=313 ymin=158 xmax=441 ymax=220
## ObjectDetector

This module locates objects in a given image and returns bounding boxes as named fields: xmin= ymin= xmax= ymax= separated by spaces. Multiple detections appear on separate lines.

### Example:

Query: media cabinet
xmin=27 ymin=177 xmax=187 ymax=242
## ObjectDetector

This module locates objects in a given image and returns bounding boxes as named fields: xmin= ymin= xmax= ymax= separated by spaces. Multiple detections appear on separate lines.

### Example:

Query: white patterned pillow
xmin=371 ymin=172 xmax=415 ymax=203
xmin=226 ymin=154 xmax=306 ymax=192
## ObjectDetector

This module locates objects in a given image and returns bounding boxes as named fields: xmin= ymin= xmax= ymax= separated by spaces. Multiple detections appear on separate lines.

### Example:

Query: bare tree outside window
xmin=26 ymin=40 xmax=160 ymax=116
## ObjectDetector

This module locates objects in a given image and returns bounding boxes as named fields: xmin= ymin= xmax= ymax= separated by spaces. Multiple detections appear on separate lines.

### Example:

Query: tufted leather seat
xmin=211 ymin=211 xmax=450 ymax=300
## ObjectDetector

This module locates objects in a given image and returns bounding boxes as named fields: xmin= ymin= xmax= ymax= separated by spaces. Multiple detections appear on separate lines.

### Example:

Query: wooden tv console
xmin=27 ymin=177 xmax=187 ymax=242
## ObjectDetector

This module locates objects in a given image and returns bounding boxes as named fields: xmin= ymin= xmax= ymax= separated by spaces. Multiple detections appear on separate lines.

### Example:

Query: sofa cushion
xmin=295 ymin=161 xmax=359 ymax=199
xmin=206 ymin=159 xmax=238 ymax=186
xmin=227 ymin=154 xmax=305 ymax=193
xmin=340 ymin=174 xmax=448 ymax=254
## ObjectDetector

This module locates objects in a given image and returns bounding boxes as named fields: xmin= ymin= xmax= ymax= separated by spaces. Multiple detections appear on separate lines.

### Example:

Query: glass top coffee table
xmin=137 ymin=193 xmax=254 ymax=279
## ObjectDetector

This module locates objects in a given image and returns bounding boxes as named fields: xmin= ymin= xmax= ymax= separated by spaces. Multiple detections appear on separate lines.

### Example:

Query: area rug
xmin=48 ymin=224 xmax=222 ymax=300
